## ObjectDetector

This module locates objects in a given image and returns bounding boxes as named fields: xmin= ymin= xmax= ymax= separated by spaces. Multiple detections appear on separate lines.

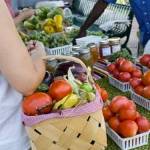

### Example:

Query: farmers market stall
xmin=17 ymin=2 xmax=150 ymax=150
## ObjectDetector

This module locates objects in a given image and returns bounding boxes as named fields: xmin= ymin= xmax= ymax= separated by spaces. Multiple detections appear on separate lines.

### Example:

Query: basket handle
xmin=42 ymin=55 xmax=94 ymax=84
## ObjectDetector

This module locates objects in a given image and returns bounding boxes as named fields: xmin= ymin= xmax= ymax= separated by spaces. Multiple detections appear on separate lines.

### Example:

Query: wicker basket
xmin=24 ymin=55 xmax=107 ymax=150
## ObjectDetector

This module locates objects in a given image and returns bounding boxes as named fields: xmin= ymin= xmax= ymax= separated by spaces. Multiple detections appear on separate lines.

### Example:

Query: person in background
xmin=6 ymin=0 xmax=73 ymax=25
xmin=5 ymin=0 xmax=34 ymax=25
xmin=76 ymin=0 xmax=150 ymax=53
xmin=0 ymin=1 xmax=46 ymax=149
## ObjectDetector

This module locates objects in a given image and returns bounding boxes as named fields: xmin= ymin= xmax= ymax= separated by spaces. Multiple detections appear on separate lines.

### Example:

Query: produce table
xmin=97 ymin=78 xmax=150 ymax=150
xmin=18 ymin=5 xmax=150 ymax=150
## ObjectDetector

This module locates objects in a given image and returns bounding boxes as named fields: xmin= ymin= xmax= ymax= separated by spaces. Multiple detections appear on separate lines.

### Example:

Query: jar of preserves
xmin=88 ymin=43 xmax=99 ymax=64
xmin=99 ymin=40 xmax=111 ymax=59
xmin=109 ymin=37 xmax=121 ymax=53
xmin=79 ymin=48 xmax=92 ymax=68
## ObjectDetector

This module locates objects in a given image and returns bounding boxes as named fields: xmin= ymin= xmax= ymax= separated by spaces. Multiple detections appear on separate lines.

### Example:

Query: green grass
xmin=96 ymin=78 xmax=150 ymax=150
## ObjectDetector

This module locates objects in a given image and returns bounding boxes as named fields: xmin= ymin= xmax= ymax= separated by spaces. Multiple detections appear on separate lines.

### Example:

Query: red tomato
xmin=101 ymin=88 xmax=109 ymax=102
xmin=130 ymin=78 xmax=142 ymax=88
xmin=95 ymin=84 xmax=109 ymax=102
xmin=109 ymin=96 xmax=129 ymax=113
xmin=136 ymin=116 xmax=150 ymax=133
xmin=134 ymin=85 xmax=144 ymax=96
xmin=143 ymin=86 xmax=150 ymax=99
xmin=112 ymin=68 xmax=120 ymax=79
xmin=116 ymin=58 xmax=126 ymax=67
xmin=102 ymin=106 xmax=113 ymax=121
xmin=108 ymin=116 xmax=120 ymax=132
xmin=118 ymin=120 xmax=138 ymax=138
xmin=118 ymin=108 xmax=137 ymax=121
xmin=48 ymin=79 xmax=72 ymax=101
xmin=135 ymin=111 xmax=141 ymax=119
xmin=122 ymin=100 xmax=136 ymax=110
xmin=147 ymin=61 xmax=150 ymax=68
xmin=142 ymin=71 xmax=150 ymax=86
xmin=119 ymin=60 xmax=133 ymax=73
xmin=107 ymin=64 xmax=116 ymax=73
xmin=139 ymin=54 xmax=150 ymax=66
xmin=112 ymin=96 xmax=129 ymax=102
xmin=23 ymin=92 xmax=53 ymax=116
xmin=119 ymin=72 xmax=131 ymax=82
xmin=131 ymin=69 xmax=142 ymax=78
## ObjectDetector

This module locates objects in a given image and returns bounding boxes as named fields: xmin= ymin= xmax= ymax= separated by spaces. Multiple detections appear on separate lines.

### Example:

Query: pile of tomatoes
xmin=130 ymin=70 xmax=150 ymax=99
xmin=103 ymin=96 xmax=150 ymax=138
xmin=140 ymin=54 xmax=150 ymax=69
xmin=107 ymin=58 xmax=142 ymax=82
xmin=23 ymin=79 xmax=73 ymax=116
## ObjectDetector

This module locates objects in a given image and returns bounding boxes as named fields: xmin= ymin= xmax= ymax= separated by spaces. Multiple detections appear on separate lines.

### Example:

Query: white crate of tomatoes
xmin=130 ymin=70 xmax=150 ymax=110
xmin=107 ymin=58 xmax=142 ymax=92
xmin=103 ymin=96 xmax=150 ymax=150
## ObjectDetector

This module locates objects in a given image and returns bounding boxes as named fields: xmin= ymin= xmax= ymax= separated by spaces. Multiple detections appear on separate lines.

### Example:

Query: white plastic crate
xmin=46 ymin=44 xmax=72 ymax=55
xmin=106 ymin=124 xmax=150 ymax=150
xmin=130 ymin=90 xmax=150 ymax=111
xmin=108 ymin=76 xmax=130 ymax=92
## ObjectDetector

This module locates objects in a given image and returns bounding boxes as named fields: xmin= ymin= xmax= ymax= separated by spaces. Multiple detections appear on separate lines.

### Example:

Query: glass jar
xmin=79 ymin=48 xmax=92 ymax=68
xmin=109 ymin=37 xmax=121 ymax=53
xmin=88 ymin=43 xmax=99 ymax=64
xmin=99 ymin=40 xmax=111 ymax=59
xmin=72 ymin=45 xmax=81 ymax=52
xmin=72 ymin=51 xmax=80 ymax=57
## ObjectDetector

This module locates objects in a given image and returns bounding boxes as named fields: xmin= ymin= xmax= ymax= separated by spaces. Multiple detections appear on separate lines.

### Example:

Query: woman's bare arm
xmin=0 ymin=1 xmax=46 ymax=96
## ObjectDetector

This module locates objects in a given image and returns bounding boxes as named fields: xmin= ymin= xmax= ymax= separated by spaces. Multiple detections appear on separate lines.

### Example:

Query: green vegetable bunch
xmin=48 ymin=33 xmax=70 ymax=48
xmin=35 ymin=7 xmax=50 ymax=20
xmin=47 ymin=7 xmax=64 ymax=19
xmin=108 ymin=49 xmax=135 ymax=62
xmin=66 ymin=28 xmax=80 ymax=41
xmin=87 ymin=31 xmax=104 ymax=37
xmin=23 ymin=31 xmax=70 ymax=48
xmin=23 ymin=15 xmax=41 ymax=30
xmin=28 ymin=31 xmax=49 ymax=47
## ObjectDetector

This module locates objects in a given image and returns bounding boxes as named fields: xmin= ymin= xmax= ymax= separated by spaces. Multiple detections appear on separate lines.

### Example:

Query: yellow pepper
xmin=44 ymin=18 xmax=56 ymax=27
xmin=43 ymin=25 xmax=55 ymax=34
xmin=54 ymin=15 xmax=63 ymax=32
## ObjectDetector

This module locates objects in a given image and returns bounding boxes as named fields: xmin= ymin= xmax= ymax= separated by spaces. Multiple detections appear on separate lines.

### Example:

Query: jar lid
xmin=87 ymin=43 xmax=97 ymax=48
xmin=72 ymin=45 xmax=81 ymax=51
xmin=79 ymin=48 xmax=90 ymax=54
xmin=100 ymin=40 xmax=109 ymax=45
xmin=72 ymin=51 xmax=79 ymax=56
xmin=109 ymin=37 xmax=120 ymax=44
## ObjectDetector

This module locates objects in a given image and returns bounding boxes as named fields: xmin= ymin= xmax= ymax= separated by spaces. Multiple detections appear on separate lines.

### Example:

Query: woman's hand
xmin=27 ymin=41 xmax=46 ymax=60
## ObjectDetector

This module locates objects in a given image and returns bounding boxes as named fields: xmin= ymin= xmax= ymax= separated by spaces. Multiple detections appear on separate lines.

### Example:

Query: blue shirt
xmin=106 ymin=0 xmax=150 ymax=46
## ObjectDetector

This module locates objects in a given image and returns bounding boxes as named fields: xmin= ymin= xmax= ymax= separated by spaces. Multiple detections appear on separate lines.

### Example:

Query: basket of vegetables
xmin=103 ymin=96 xmax=150 ymax=150
xmin=130 ymin=70 xmax=150 ymax=111
xmin=19 ymin=7 xmax=73 ymax=55
xmin=107 ymin=58 xmax=143 ymax=92
xmin=22 ymin=55 xmax=107 ymax=150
